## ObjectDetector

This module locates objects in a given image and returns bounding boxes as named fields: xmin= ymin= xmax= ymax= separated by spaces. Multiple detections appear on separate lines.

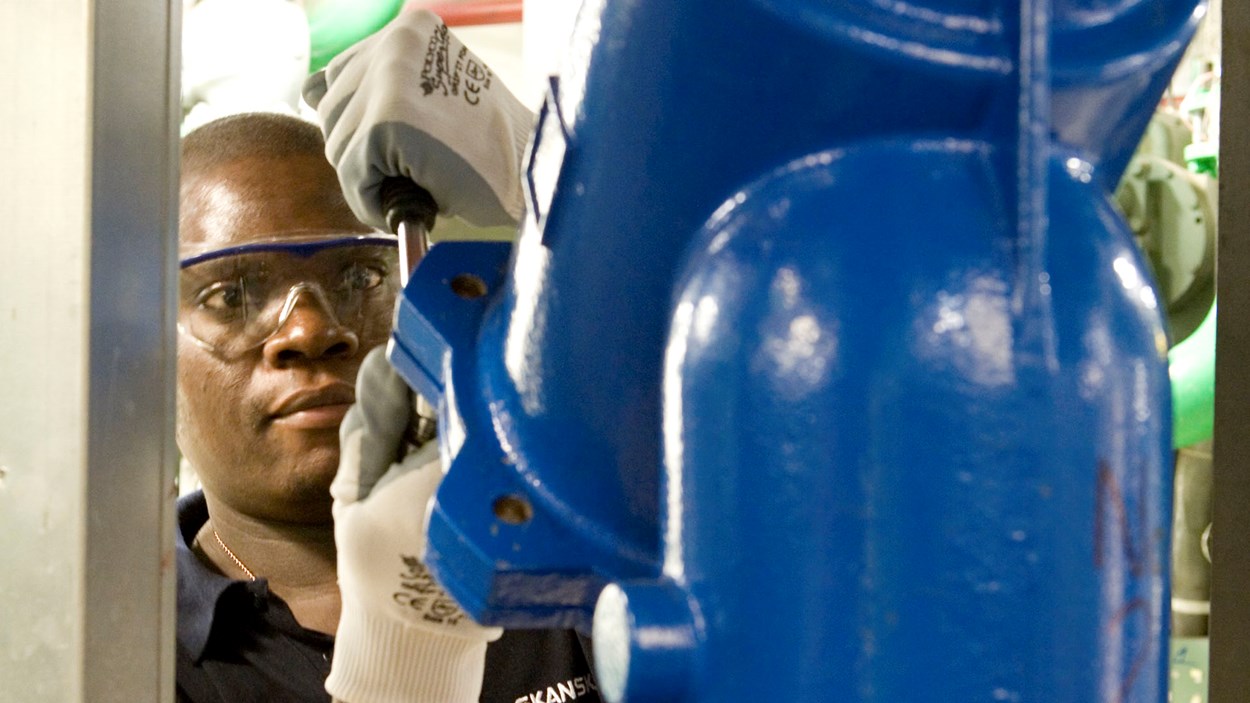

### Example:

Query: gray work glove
xmin=303 ymin=9 xmax=534 ymax=230
xmin=328 ymin=346 xmax=501 ymax=703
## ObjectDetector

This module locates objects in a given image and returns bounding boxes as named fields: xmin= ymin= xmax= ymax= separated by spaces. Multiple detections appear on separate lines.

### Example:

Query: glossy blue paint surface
xmin=390 ymin=0 xmax=1201 ymax=698
xmin=656 ymin=141 xmax=1171 ymax=700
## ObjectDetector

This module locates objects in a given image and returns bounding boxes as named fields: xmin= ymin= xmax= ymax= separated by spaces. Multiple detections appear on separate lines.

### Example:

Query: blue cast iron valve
xmin=390 ymin=1 xmax=1206 ymax=700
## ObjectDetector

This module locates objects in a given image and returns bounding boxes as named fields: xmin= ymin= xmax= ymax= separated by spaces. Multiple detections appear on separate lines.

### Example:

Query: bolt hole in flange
xmin=450 ymin=273 xmax=489 ymax=299
xmin=493 ymin=494 xmax=533 ymax=525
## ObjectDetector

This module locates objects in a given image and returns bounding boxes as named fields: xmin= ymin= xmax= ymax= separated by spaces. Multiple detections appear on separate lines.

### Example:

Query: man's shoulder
xmin=175 ymin=489 xmax=333 ymax=702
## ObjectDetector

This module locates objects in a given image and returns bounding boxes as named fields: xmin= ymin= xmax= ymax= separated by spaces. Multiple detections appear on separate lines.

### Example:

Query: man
xmin=175 ymin=111 xmax=599 ymax=702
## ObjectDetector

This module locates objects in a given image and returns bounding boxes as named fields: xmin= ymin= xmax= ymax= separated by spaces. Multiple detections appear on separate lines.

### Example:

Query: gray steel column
xmin=1211 ymin=0 xmax=1249 ymax=699
xmin=0 ymin=0 xmax=179 ymax=701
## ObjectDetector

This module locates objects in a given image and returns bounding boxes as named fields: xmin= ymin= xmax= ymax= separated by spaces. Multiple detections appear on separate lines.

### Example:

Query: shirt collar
xmin=176 ymin=490 xmax=267 ymax=662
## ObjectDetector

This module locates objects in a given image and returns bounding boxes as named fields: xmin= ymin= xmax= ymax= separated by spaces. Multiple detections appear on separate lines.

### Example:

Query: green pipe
xmin=1170 ymin=300 xmax=1216 ymax=448
xmin=306 ymin=0 xmax=405 ymax=73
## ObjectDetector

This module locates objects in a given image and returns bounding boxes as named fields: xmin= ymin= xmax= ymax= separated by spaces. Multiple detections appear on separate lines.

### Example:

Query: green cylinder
xmin=1169 ymin=300 xmax=1216 ymax=448
xmin=306 ymin=0 xmax=405 ymax=73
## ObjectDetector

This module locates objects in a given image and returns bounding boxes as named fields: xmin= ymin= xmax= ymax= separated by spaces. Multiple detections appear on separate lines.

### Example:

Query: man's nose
xmin=261 ymin=285 xmax=360 ymax=365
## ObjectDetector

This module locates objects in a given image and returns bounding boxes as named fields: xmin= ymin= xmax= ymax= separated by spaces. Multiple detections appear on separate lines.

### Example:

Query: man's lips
xmin=269 ymin=384 xmax=356 ymax=429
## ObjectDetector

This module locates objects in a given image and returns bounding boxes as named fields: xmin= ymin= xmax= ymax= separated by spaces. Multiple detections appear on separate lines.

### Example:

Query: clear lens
xmin=179 ymin=242 xmax=399 ymax=355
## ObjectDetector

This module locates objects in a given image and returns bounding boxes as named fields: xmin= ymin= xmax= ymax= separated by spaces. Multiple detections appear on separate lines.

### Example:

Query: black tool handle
xmin=380 ymin=176 xmax=439 ymax=234
xmin=379 ymin=177 xmax=439 ymax=282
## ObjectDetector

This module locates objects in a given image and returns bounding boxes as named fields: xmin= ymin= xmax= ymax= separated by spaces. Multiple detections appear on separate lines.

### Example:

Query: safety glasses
xmin=178 ymin=233 xmax=401 ymax=357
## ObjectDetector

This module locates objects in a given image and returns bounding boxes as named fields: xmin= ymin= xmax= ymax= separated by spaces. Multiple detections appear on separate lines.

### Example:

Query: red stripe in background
xmin=407 ymin=1 xmax=523 ymax=27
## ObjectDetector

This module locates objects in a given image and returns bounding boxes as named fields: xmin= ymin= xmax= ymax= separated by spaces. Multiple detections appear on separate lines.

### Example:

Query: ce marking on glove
xmin=463 ymin=57 xmax=490 ymax=105
xmin=392 ymin=555 xmax=468 ymax=625
xmin=457 ymin=50 xmax=492 ymax=106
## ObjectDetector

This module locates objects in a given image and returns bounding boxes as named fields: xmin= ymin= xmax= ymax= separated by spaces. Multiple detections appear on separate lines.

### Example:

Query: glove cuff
xmin=326 ymin=593 xmax=491 ymax=703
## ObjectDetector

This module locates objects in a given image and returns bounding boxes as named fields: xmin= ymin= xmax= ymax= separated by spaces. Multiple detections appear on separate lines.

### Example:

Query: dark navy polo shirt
xmin=176 ymin=491 xmax=601 ymax=703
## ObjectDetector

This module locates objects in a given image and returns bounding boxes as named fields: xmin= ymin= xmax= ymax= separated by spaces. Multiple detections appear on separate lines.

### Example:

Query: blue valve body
xmin=389 ymin=0 xmax=1203 ymax=698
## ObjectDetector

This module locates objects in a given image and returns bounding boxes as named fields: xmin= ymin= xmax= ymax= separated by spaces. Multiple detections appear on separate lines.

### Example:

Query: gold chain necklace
xmin=213 ymin=529 xmax=257 ymax=581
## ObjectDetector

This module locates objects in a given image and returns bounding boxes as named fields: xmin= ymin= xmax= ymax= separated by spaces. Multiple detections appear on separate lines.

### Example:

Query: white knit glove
xmin=303 ymin=9 xmax=533 ymax=230
xmin=328 ymin=347 xmax=502 ymax=703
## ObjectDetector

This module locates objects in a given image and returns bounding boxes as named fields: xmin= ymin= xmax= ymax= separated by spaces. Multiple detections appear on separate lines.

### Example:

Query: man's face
xmin=177 ymin=153 xmax=394 ymax=524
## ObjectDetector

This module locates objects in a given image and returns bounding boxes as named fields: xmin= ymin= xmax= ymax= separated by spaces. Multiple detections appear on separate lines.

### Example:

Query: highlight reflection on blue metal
xmin=389 ymin=0 xmax=1203 ymax=699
